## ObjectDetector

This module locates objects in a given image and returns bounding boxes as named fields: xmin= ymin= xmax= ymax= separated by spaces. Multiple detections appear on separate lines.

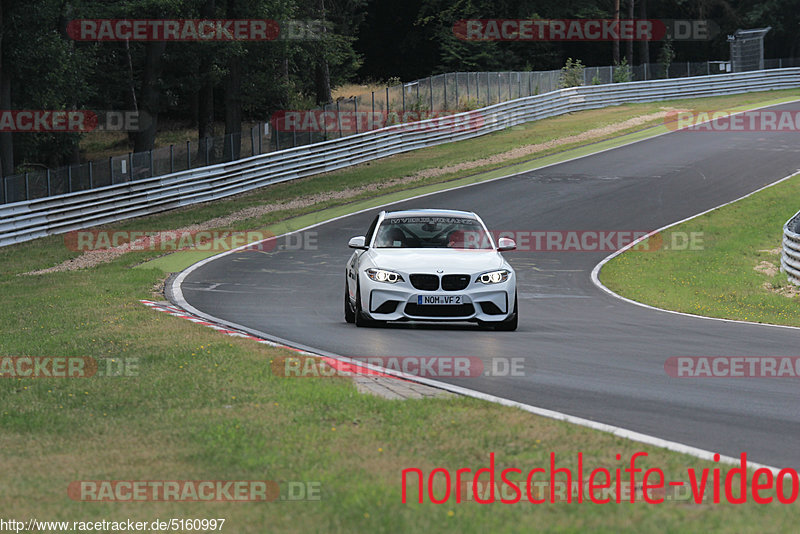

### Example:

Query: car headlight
xmin=477 ymin=269 xmax=509 ymax=284
xmin=366 ymin=268 xmax=404 ymax=283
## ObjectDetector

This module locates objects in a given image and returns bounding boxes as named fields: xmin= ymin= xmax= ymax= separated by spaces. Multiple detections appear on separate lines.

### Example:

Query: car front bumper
xmin=362 ymin=278 xmax=516 ymax=323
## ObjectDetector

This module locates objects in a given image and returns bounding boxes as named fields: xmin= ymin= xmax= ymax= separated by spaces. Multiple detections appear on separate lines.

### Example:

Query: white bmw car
xmin=344 ymin=209 xmax=517 ymax=330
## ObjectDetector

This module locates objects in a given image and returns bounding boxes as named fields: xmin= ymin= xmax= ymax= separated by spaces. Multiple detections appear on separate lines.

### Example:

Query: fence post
xmin=429 ymin=76 xmax=433 ymax=112
xmin=205 ymin=139 xmax=210 ymax=166
xmin=229 ymin=135 xmax=235 ymax=161
xmin=3 ymin=176 xmax=7 ymax=204
xmin=109 ymin=156 xmax=113 ymax=184
xmin=322 ymin=103 xmax=327 ymax=140
xmin=402 ymin=85 xmax=405 ymax=112
xmin=258 ymin=123 xmax=263 ymax=153
xmin=24 ymin=172 xmax=29 ymax=200
xmin=385 ymin=86 xmax=389 ymax=113
xmin=88 ymin=161 xmax=93 ymax=189
xmin=443 ymin=74 xmax=447 ymax=112
xmin=251 ymin=128 xmax=256 ymax=156
xmin=687 ymin=61 xmax=690 ymax=77
xmin=47 ymin=168 xmax=51 ymax=196
xmin=68 ymin=165 xmax=73 ymax=192
xmin=454 ymin=72 xmax=459 ymax=109
xmin=149 ymin=149 xmax=154 ymax=176
xmin=354 ymin=97 xmax=359 ymax=134
xmin=336 ymin=100 xmax=342 ymax=138
xmin=292 ymin=128 xmax=297 ymax=148
xmin=187 ymin=140 xmax=191 ymax=169
xmin=371 ymin=91 xmax=375 ymax=130
xmin=128 ymin=152 xmax=133 ymax=181
xmin=170 ymin=144 xmax=174 ymax=172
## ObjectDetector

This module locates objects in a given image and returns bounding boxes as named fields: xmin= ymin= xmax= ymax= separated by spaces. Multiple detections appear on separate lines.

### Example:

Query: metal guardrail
xmin=781 ymin=209 xmax=800 ymax=286
xmin=1 ymin=68 xmax=799 ymax=248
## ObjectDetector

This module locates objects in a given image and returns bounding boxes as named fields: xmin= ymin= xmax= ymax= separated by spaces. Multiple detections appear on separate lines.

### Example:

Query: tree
xmin=659 ymin=39 xmax=675 ymax=78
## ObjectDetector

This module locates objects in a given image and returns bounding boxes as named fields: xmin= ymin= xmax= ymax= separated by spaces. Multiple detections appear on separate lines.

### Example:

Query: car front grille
xmin=441 ymin=274 xmax=470 ymax=291
xmin=410 ymin=274 xmax=439 ymax=291
xmin=404 ymin=303 xmax=475 ymax=317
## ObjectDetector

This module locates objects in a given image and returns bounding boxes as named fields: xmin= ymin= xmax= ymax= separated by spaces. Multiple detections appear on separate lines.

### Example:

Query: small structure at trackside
xmin=781 ymin=209 xmax=800 ymax=286
xmin=727 ymin=27 xmax=771 ymax=72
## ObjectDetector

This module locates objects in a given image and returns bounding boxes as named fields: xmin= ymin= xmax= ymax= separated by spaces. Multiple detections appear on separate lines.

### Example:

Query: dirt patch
xmin=24 ymin=109 xmax=673 ymax=275
xmin=762 ymin=281 xmax=800 ymax=298
xmin=754 ymin=260 xmax=779 ymax=277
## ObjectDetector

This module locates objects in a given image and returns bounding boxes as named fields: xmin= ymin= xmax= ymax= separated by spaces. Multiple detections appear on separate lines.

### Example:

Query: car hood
xmin=366 ymin=248 xmax=506 ymax=274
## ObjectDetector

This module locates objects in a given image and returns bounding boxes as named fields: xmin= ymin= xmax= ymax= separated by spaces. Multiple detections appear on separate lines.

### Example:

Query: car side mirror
xmin=348 ymin=236 xmax=368 ymax=250
xmin=497 ymin=237 xmax=516 ymax=251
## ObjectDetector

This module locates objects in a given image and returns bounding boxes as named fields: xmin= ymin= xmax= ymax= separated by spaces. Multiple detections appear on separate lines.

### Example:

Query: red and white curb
xmin=139 ymin=299 xmax=395 ymax=379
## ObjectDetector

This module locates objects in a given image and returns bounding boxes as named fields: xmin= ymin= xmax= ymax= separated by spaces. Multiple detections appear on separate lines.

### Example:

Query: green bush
xmin=559 ymin=58 xmax=585 ymax=88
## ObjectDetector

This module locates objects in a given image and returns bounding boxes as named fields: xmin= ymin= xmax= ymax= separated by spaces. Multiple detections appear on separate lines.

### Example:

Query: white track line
xmin=590 ymin=169 xmax=800 ymax=332
xmin=169 ymin=98 xmax=800 ymax=474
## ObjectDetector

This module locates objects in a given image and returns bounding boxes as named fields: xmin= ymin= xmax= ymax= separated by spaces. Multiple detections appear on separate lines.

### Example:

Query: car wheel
xmin=344 ymin=280 xmax=355 ymax=323
xmin=494 ymin=292 xmax=518 ymax=331
xmin=354 ymin=281 xmax=378 ymax=327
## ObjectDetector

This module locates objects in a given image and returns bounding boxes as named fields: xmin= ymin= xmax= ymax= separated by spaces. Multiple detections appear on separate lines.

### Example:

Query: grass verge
xmin=2 ymin=89 xmax=800 ymax=532
xmin=600 ymin=172 xmax=800 ymax=326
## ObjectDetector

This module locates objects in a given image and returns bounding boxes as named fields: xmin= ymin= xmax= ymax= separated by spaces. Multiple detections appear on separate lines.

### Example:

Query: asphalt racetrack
xmin=174 ymin=101 xmax=800 ymax=470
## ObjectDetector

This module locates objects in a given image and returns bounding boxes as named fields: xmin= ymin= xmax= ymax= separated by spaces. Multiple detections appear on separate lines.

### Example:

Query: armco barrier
xmin=1 ymin=68 xmax=799 ymax=247
xmin=782 ymin=209 xmax=800 ymax=286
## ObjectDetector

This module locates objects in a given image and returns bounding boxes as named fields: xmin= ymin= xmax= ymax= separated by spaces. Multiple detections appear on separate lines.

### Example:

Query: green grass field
xmin=600 ymin=173 xmax=800 ymax=326
xmin=2 ymin=89 xmax=800 ymax=533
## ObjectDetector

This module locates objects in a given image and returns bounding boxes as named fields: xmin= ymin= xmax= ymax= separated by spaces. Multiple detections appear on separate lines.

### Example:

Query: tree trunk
xmin=223 ymin=53 xmax=241 ymax=161
xmin=314 ymin=0 xmax=331 ymax=105
xmin=613 ymin=0 xmax=620 ymax=64
xmin=639 ymin=0 xmax=649 ymax=68
xmin=198 ymin=0 xmax=215 ymax=143
xmin=0 ymin=77 xmax=13 ymax=179
xmin=131 ymin=41 xmax=166 ymax=154
xmin=626 ymin=0 xmax=634 ymax=65
xmin=0 ymin=0 xmax=14 ymax=181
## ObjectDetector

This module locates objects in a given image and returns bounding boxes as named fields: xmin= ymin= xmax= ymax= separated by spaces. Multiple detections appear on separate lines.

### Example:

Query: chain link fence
xmin=3 ymin=58 xmax=799 ymax=204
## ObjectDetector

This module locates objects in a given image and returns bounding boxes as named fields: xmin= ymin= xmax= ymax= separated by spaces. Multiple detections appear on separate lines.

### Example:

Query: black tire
xmin=354 ymin=281 xmax=377 ymax=327
xmin=344 ymin=280 xmax=355 ymax=323
xmin=494 ymin=292 xmax=518 ymax=331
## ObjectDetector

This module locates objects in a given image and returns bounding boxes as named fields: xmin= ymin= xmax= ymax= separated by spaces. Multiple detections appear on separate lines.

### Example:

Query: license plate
xmin=418 ymin=295 xmax=463 ymax=305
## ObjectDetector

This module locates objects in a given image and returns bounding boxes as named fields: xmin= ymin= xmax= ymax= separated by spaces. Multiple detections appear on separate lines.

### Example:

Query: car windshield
xmin=374 ymin=216 xmax=493 ymax=249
